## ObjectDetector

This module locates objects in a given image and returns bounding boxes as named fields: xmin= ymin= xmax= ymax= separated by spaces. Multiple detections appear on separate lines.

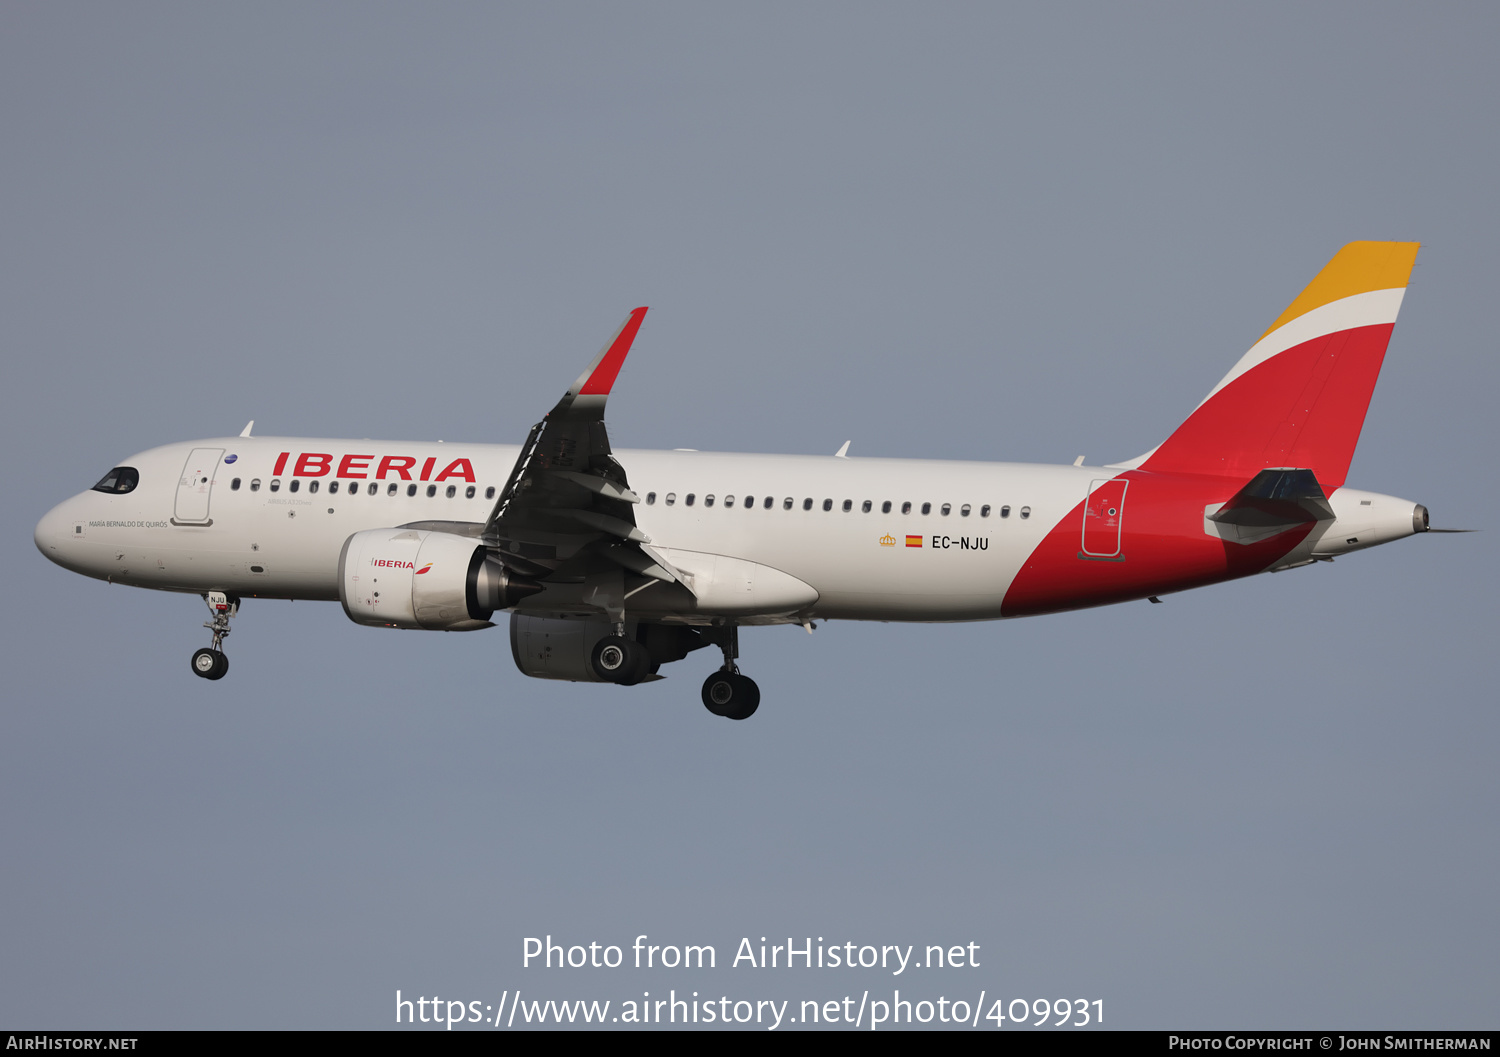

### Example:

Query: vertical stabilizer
xmin=1139 ymin=242 xmax=1419 ymax=488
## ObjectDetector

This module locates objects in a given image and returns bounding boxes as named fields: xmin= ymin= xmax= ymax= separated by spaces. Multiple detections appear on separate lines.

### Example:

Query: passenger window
xmin=250 ymin=479 xmax=261 ymax=492
xmin=445 ymin=485 xmax=456 ymax=498
xmin=862 ymin=500 xmax=872 ymax=513
xmin=961 ymin=504 xmax=971 ymax=517
xmin=1020 ymin=506 xmax=1031 ymax=519
xmin=921 ymin=502 xmax=930 ymax=515
xmin=309 ymin=480 xmax=320 ymax=494
xmin=485 ymin=486 xmax=496 ymax=499
xmin=822 ymin=499 xmax=833 ymax=512
xmin=91 ymin=467 xmax=140 ymax=494
xmin=901 ymin=501 xmax=911 ymax=514
xmin=764 ymin=496 xmax=774 ymax=509
xmin=427 ymin=484 xmax=437 ymax=497
xmin=270 ymin=479 xmax=281 ymax=492
xmin=646 ymin=492 xmax=656 ymax=505
xmin=980 ymin=504 xmax=990 ymax=518
xmin=407 ymin=484 xmax=418 ymax=497
xmin=327 ymin=481 xmax=338 ymax=494
xmin=665 ymin=492 xmax=676 ymax=506
xmin=230 ymin=478 xmax=241 ymax=491
xmin=882 ymin=501 xmax=891 ymax=513
xmin=803 ymin=498 xmax=813 ymax=511
xmin=705 ymin=494 xmax=715 ymax=507
xmin=368 ymin=483 xmax=378 ymax=496
xmin=744 ymin=496 xmax=754 ymax=508
xmin=466 ymin=485 xmax=476 ymax=499
xmin=724 ymin=495 xmax=733 ymax=507
xmin=289 ymin=480 xmax=301 ymax=493
xmin=782 ymin=497 xmax=792 ymax=510
xmin=388 ymin=483 xmax=398 ymax=496
xmin=1000 ymin=505 xmax=1010 ymax=518
xmin=686 ymin=493 xmax=696 ymax=506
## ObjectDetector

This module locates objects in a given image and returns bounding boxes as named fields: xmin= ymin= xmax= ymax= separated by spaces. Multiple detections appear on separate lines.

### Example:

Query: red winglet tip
xmin=577 ymin=308 xmax=648 ymax=396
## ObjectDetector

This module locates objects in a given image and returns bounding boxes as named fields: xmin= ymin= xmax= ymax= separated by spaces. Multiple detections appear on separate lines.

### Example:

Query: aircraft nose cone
xmin=35 ymin=500 xmax=80 ymax=568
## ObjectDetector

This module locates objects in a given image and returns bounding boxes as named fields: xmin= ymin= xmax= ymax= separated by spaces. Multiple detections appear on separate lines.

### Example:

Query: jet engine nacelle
xmin=509 ymin=614 xmax=619 ymax=681
xmin=339 ymin=528 xmax=538 ymax=631
xmin=509 ymin=614 xmax=708 ymax=681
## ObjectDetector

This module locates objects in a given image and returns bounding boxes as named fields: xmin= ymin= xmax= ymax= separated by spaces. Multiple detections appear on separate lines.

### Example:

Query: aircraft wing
xmin=481 ymin=308 xmax=685 ymax=587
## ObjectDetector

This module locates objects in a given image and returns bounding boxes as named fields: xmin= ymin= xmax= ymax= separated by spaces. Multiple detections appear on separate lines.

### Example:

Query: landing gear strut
xmin=701 ymin=625 xmax=759 ymax=720
xmin=190 ymin=591 xmax=237 ymax=681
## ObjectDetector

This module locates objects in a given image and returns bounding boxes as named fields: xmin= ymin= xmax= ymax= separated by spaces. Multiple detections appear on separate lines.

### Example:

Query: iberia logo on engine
xmin=371 ymin=559 xmax=436 ymax=573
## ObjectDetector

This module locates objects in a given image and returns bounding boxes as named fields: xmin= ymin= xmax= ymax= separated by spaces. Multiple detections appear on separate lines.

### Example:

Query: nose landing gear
xmin=190 ymin=591 xmax=237 ymax=681
xmin=700 ymin=625 xmax=760 ymax=720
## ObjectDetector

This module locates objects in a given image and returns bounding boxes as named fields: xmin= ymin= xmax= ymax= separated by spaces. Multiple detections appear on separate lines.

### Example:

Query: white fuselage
xmin=36 ymin=436 xmax=1422 ymax=626
xmin=36 ymin=436 xmax=1101 ymax=621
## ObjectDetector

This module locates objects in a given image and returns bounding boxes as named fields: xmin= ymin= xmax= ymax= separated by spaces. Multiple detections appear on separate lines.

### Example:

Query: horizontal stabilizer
xmin=1208 ymin=468 xmax=1334 ymax=529
xmin=1203 ymin=468 xmax=1338 ymax=545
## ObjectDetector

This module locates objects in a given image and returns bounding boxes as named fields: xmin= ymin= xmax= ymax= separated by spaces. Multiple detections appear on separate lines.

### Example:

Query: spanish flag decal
xmin=905 ymin=535 xmax=923 ymax=548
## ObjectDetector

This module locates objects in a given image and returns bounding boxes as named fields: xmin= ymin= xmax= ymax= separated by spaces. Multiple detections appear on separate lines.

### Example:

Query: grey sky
xmin=2 ymin=3 xmax=1495 ymax=1029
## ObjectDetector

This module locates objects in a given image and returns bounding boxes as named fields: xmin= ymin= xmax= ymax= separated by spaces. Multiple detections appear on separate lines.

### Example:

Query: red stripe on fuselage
xmin=1001 ymin=470 xmax=1314 ymax=617
xmin=1142 ymin=323 xmax=1393 ymax=490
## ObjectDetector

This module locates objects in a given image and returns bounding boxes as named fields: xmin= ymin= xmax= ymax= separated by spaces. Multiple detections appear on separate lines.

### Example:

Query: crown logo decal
xmin=879 ymin=534 xmax=897 ymax=547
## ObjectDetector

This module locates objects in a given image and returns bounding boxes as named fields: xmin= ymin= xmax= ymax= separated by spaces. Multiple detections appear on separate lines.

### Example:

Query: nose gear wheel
xmin=191 ymin=592 xmax=238 ymax=681
xmin=191 ymin=647 xmax=228 ymax=680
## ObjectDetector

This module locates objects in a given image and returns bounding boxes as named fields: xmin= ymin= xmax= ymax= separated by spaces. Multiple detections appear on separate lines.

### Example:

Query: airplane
xmin=35 ymin=242 xmax=1444 ymax=720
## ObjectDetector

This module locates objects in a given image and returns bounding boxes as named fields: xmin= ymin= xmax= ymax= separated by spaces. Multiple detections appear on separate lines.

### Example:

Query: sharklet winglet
xmin=568 ymin=307 xmax=648 ymax=399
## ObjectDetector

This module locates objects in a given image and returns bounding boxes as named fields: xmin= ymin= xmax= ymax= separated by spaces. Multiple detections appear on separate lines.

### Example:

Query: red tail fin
xmin=1138 ymin=242 xmax=1419 ymax=489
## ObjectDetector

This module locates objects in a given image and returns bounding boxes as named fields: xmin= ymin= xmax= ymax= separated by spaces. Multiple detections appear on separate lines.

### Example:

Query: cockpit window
xmin=91 ymin=467 xmax=139 ymax=494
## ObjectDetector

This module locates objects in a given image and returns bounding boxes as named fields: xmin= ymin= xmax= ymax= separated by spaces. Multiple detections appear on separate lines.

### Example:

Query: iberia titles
xmin=270 ymin=452 xmax=476 ymax=482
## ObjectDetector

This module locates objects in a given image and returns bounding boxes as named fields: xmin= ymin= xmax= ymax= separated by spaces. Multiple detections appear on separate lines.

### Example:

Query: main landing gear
xmin=190 ymin=591 xmax=237 ymax=681
xmin=584 ymin=620 xmax=761 ymax=719
xmin=701 ymin=625 xmax=759 ymax=721
xmin=590 ymin=629 xmax=651 ymax=686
